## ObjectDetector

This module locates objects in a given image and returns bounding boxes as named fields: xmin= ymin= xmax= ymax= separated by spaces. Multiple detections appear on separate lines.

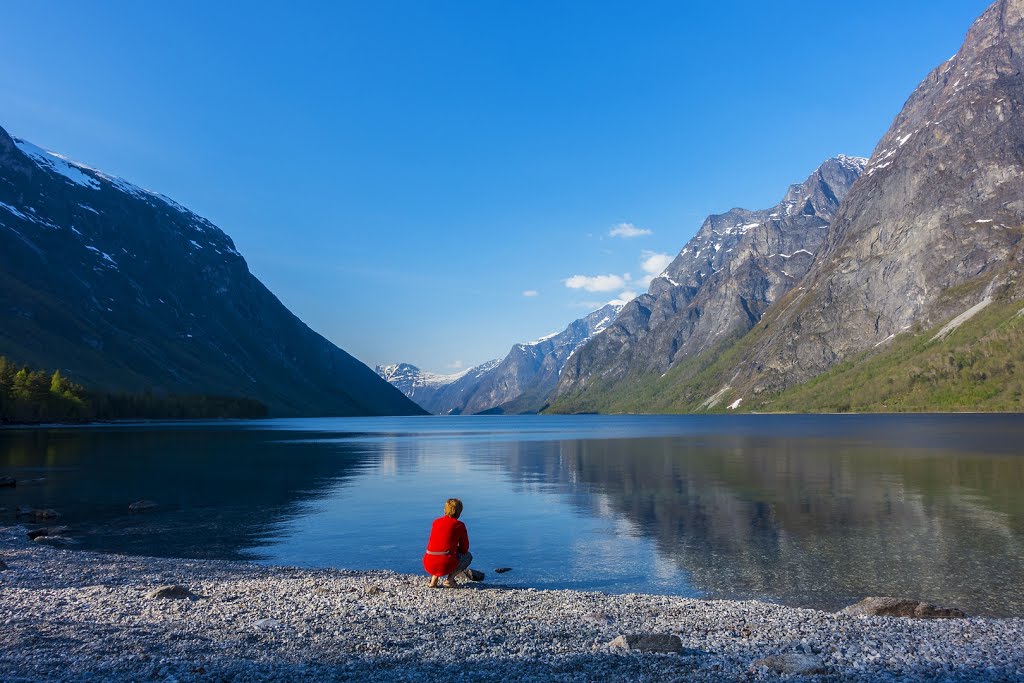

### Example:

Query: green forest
xmin=0 ymin=356 xmax=267 ymax=423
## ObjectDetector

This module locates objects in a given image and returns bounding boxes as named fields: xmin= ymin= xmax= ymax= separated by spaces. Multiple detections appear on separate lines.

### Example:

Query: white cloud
xmin=616 ymin=290 xmax=639 ymax=302
xmin=609 ymin=222 xmax=652 ymax=239
xmin=564 ymin=273 xmax=631 ymax=292
xmin=639 ymin=251 xmax=674 ymax=286
xmin=522 ymin=290 xmax=539 ymax=297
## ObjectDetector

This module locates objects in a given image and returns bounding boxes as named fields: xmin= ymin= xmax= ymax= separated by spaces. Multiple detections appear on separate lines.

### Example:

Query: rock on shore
xmin=0 ymin=526 xmax=1022 ymax=682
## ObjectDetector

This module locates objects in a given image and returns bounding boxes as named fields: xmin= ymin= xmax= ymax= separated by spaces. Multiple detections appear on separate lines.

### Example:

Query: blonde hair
xmin=444 ymin=498 xmax=463 ymax=519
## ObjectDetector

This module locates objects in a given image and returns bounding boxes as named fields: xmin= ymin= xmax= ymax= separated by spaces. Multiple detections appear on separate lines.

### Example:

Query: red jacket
xmin=422 ymin=516 xmax=469 ymax=576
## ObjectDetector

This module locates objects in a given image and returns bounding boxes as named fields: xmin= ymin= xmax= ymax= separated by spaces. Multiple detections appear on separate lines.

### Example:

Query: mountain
xmin=0 ymin=125 xmax=423 ymax=417
xmin=694 ymin=0 xmax=1024 ymax=410
xmin=374 ymin=360 xmax=502 ymax=415
xmin=378 ymin=302 xmax=623 ymax=414
xmin=551 ymin=156 xmax=865 ymax=412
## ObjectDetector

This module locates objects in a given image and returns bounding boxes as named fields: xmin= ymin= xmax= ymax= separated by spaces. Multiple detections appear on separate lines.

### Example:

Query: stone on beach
xmin=840 ymin=596 xmax=967 ymax=619
xmin=27 ymin=526 xmax=71 ymax=540
xmin=608 ymin=633 xmax=683 ymax=654
xmin=751 ymin=653 xmax=827 ymax=675
xmin=147 ymin=584 xmax=199 ymax=600
xmin=582 ymin=611 xmax=614 ymax=626
xmin=464 ymin=568 xmax=485 ymax=581
xmin=128 ymin=500 xmax=159 ymax=513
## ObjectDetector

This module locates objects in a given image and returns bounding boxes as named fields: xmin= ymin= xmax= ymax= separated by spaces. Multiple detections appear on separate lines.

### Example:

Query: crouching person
xmin=423 ymin=497 xmax=472 ymax=588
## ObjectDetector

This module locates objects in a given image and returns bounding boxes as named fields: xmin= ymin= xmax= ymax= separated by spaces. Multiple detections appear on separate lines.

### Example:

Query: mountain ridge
xmin=378 ymin=302 xmax=623 ymax=414
xmin=0 ymin=124 xmax=424 ymax=417
xmin=550 ymin=155 xmax=865 ymax=412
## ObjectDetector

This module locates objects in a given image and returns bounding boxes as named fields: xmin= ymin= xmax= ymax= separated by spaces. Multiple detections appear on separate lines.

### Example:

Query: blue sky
xmin=1 ymin=1 xmax=991 ymax=374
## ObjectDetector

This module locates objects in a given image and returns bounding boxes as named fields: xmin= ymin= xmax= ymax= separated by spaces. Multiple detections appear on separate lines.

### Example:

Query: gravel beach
xmin=1 ymin=527 xmax=1022 ymax=682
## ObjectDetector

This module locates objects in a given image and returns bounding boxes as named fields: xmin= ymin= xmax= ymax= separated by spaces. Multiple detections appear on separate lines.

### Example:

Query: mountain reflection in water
xmin=1 ymin=415 xmax=1021 ymax=616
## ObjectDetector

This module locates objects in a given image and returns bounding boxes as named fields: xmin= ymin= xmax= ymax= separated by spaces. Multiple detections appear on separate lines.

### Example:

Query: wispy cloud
xmin=564 ymin=273 xmax=631 ymax=292
xmin=609 ymin=222 xmax=652 ymax=239
xmin=447 ymin=360 xmax=464 ymax=370
xmin=522 ymin=290 xmax=539 ymax=297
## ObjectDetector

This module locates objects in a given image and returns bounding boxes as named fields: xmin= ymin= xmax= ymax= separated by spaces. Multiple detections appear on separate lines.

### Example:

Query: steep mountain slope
xmin=703 ymin=0 xmax=1024 ymax=408
xmin=551 ymin=156 xmax=864 ymax=412
xmin=378 ymin=303 xmax=622 ymax=414
xmin=0 ymin=125 xmax=423 ymax=416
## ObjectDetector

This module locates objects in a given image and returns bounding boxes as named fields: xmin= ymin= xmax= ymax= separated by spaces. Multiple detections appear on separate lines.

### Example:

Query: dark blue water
xmin=2 ymin=414 xmax=1023 ymax=616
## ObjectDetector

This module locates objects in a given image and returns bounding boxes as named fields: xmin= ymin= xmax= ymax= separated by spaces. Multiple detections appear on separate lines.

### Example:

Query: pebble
xmin=0 ymin=525 xmax=1022 ymax=682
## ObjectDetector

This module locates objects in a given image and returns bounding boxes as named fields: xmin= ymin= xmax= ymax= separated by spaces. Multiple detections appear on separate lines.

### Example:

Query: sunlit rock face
xmin=726 ymin=0 xmax=1024 ymax=397
xmin=0 ymin=125 xmax=422 ymax=416
xmin=555 ymin=157 xmax=864 ymax=401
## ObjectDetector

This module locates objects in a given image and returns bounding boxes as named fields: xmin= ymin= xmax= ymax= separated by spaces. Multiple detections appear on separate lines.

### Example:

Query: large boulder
xmin=840 ymin=597 xmax=966 ymax=619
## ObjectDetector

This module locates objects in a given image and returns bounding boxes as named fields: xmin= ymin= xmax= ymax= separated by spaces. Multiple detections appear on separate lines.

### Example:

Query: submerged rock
xmin=840 ymin=597 xmax=966 ymax=619
xmin=0 ymin=476 xmax=15 ymax=487
xmin=494 ymin=567 xmax=512 ymax=574
xmin=129 ymin=500 xmax=159 ymax=513
xmin=147 ymin=585 xmax=198 ymax=600
xmin=27 ymin=526 xmax=70 ymax=540
xmin=751 ymin=653 xmax=827 ymax=675
xmin=0 ymin=558 xmax=8 ymax=570
xmin=609 ymin=633 xmax=682 ymax=654
xmin=17 ymin=507 xmax=61 ymax=521
xmin=33 ymin=535 xmax=73 ymax=545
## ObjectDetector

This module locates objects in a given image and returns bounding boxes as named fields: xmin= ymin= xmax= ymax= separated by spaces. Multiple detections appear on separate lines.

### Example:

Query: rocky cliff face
xmin=717 ymin=0 xmax=1024 ymax=403
xmin=554 ymin=156 xmax=864 ymax=403
xmin=378 ymin=303 xmax=622 ymax=414
xmin=0 ymin=125 xmax=423 ymax=416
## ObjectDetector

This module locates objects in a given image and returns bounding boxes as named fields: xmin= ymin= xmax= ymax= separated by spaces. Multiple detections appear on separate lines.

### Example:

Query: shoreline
xmin=2 ymin=528 xmax=1023 ymax=682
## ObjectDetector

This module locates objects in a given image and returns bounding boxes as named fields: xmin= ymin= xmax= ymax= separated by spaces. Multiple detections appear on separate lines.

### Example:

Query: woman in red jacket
xmin=423 ymin=497 xmax=472 ymax=587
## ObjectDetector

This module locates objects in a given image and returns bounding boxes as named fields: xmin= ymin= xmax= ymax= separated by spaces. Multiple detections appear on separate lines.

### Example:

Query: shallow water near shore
xmin=1 ymin=414 xmax=1023 ymax=616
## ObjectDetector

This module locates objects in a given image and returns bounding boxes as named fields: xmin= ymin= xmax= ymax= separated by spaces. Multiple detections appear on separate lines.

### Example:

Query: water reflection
xmin=544 ymin=434 xmax=1024 ymax=615
xmin=0 ymin=425 xmax=375 ymax=559
xmin=1 ymin=416 xmax=1022 ymax=616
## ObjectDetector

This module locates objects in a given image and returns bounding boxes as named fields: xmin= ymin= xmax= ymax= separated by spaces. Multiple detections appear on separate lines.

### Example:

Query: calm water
xmin=1 ymin=415 xmax=1023 ymax=616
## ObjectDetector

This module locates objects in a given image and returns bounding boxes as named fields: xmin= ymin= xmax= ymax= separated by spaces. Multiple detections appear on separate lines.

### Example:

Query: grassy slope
xmin=748 ymin=298 xmax=1024 ymax=413
xmin=548 ymin=296 xmax=1024 ymax=415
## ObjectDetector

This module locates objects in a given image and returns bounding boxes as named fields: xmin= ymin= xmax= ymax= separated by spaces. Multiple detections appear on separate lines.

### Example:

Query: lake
xmin=1 ymin=414 xmax=1023 ymax=616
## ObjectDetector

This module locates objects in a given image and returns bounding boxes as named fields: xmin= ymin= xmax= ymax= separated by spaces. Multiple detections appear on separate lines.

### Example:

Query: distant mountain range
xmin=550 ymin=0 xmax=1024 ymax=414
xmin=377 ymin=303 xmax=622 ymax=414
xmin=0 ymin=125 xmax=423 ymax=417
